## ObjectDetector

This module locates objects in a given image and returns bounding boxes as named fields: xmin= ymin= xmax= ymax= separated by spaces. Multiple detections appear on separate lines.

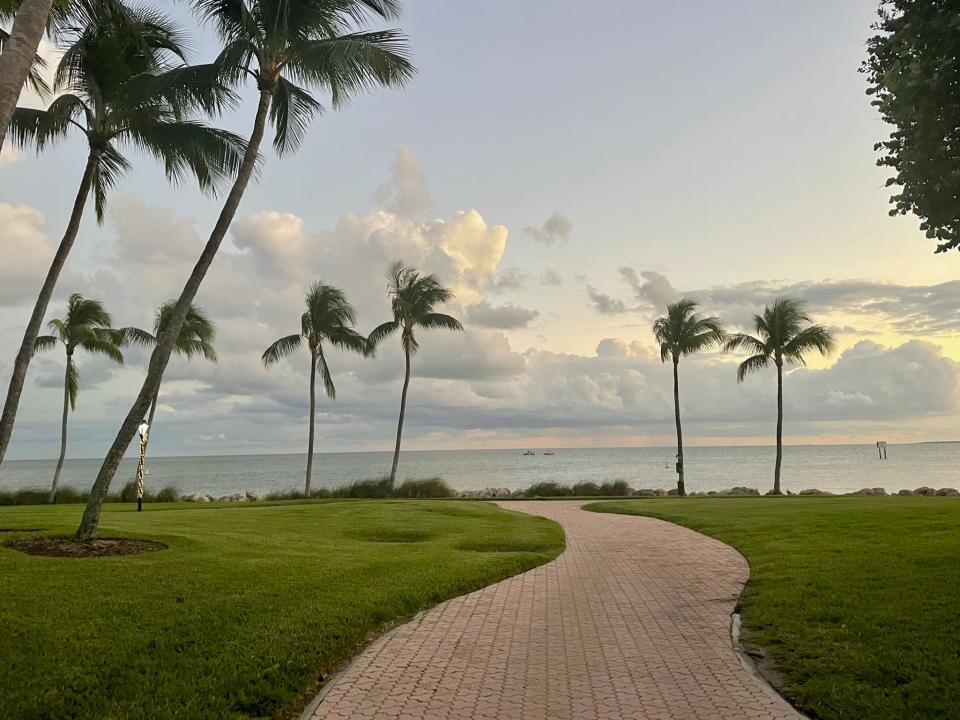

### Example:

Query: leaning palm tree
xmin=76 ymin=0 xmax=414 ymax=541
xmin=262 ymin=283 xmax=369 ymax=496
xmin=0 ymin=5 xmax=245 ymax=471
xmin=369 ymin=261 xmax=462 ymax=485
xmin=33 ymin=294 xmax=123 ymax=502
xmin=724 ymin=297 xmax=835 ymax=494
xmin=652 ymin=297 xmax=725 ymax=496
xmin=123 ymin=302 xmax=217 ymax=458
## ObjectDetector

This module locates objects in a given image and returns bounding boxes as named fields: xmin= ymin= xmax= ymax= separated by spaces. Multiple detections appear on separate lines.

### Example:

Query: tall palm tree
xmin=0 ymin=5 xmax=245 ymax=471
xmin=76 ymin=0 xmax=414 ymax=541
xmin=33 ymin=293 xmax=123 ymax=502
xmin=369 ymin=261 xmax=462 ymax=486
xmin=724 ymin=297 xmax=835 ymax=494
xmin=652 ymin=297 xmax=725 ymax=496
xmin=262 ymin=283 xmax=369 ymax=496
xmin=123 ymin=302 xmax=217 ymax=458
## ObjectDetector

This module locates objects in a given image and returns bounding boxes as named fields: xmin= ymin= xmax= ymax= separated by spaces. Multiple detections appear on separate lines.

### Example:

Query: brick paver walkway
xmin=306 ymin=501 xmax=802 ymax=720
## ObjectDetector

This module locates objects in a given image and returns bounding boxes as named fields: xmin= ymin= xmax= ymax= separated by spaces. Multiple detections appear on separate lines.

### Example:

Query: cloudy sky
xmin=2 ymin=0 xmax=959 ymax=460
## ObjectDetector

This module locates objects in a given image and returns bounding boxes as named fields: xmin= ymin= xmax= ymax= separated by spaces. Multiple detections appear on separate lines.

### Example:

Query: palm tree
xmin=724 ymin=297 xmax=835 ymax=494
xmin=369 ymin=261 xmax=462 ymax=486
xmin=0 ymin=5 xmax=245 ymax=471
xmin=652 ymin=297 xmax=725 ymax=496
xmin=262 ymin=283 xmax=369 ymax=496
xmin=76 ymin=0 xmax=414 ymax=541
xmin=123 ymin=302 xmax=217 ymax=458
xmin=33 ymin=293 xmax=123 ymax=502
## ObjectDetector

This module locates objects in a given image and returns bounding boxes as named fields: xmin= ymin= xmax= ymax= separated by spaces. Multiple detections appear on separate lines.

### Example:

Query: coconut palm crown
xmin=33 ymin=293 xmax=124 ymax=502
xmin=724 ymin=296 xmax=835 ymax=493
xmin=652 ymin=297 xmax=725 ymax=496
xmin=8 ymin=6 xmax=247 ymax=220
xmin=262 ymin=282 xmax=370 ymax=496
xmin=369 ymin=260 xmax=462 ymax=484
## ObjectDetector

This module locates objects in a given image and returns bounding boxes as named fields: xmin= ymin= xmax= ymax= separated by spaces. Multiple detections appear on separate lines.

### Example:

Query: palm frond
xmin=736 ymin=353 xmax=771 ymax=384
xmin=124 ymin=120 xmax=248 ymax=195
xmin=33 ymin=335 xmax=59 ymax=354
xmin=724 ymin=332 xmax=768 ymax=356
xmin=91 ymin=144 xmax=132 ymax=222
xmin=262 ymin=333 xmax=303 ymax=366
xmin=119 ymin=326 xmax=157 ymax=347
xmin=66 ymin=357 xmax=80 ymax=410
xmin=368 ymin=320 xmax=400 ymax=348
xmin=419 ymin=312 xmax=462 ymax=332
xmin=316 ymin=350 xmax=336 ymax=399
xmin=269 ymin=75 xmax=323 ymax=154
xmin=783 ymin=325 xmax=836 ymax=366
xmin=286 ymin=30 xmax=414 ymax=109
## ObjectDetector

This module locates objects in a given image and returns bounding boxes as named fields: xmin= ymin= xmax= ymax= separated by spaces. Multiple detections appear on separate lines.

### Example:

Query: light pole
xmin=136 ymin=420 xmax=149 ymax=512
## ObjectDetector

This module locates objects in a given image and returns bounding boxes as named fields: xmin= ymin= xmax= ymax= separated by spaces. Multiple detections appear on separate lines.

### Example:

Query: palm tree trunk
xmin=673 ymin=357 xmax=684 ymax=496
xmin=74 ymin=90 xmax=272 ymax=541
xmin=0 ymin=0 xmax=53 ymax=153
xmin=774 ymin=362 xmax=783 ymax=494
xmin=305 ymin=351 xmax=317 ymax=496
xmin=49 ymin=353 xmax=71 ymax=503
xmin=0 ymin=151 xmax=98 ymax=471
xmin=389 ymin=344 xmax=411 ymax=486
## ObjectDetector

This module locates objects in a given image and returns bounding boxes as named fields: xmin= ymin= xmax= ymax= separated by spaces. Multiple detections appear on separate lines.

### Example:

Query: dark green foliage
xmin=589 ymin=497 xmax=960 ymax=719
xmin=0 ymin=500 xmax=562 ymax=719
xmin=0 ymin=487 xmax=87 ymax=505
xmin=119 ymin=480 xmax=155 ymax=503
xmin=394 ymin=478 xmax=454 ymax=498
xmin=155 ymin=486 xmax=180 ymax=503
xmin=524 ymin=481 xmax=573 ymax=497
xmin=524 ymin=480 xmax=633 ymax=497
xmin=864 ymin=0 xmax=960 ymax=253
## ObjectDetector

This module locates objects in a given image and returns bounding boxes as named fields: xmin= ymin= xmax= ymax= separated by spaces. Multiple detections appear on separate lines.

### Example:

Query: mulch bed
xmin=5 ymin=536 xmax=168 ymax=558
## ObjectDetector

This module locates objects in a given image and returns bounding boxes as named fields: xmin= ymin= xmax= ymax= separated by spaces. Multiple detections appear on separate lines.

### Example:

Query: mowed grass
xmin=586 ymin=497 xmax=960 ymax=720
xmin=0 ymin=500 xmax=563 ymax=720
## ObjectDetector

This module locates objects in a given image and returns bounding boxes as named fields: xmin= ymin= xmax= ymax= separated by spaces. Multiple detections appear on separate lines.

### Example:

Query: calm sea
xmin=1 ymin=443 xmax=958 ymax=497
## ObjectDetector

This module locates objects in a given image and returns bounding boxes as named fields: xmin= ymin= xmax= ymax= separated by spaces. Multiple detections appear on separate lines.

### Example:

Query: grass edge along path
xmin=0 ymin=499 xmax=564 ymax=720
xmin=585 ymin=497 xmax=960 ymax=720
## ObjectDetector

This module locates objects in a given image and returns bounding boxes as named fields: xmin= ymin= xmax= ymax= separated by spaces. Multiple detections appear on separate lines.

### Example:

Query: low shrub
xmin=155 ymin=486 xmax=180 ymax=503
xmin=118 ymin=481 xmax=155 ymax=504
xmin=395 ymin=478 xmax=454 ymax=498
xmin=333 ymin=477 xmax=394 ymax=498
xmin=524 ymin=481 xmax=573 ymax=497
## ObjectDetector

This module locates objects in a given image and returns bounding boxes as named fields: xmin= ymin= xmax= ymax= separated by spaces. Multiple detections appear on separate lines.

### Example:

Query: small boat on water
xmin=543 ymin=451 xmax=555 ymax=456
xmin=523 ymin=450 xmax=536 ymax=456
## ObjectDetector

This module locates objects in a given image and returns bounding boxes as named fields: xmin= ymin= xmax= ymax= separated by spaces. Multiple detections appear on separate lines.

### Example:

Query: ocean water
xmin=1 ymin=443 xmax=958 ymax=497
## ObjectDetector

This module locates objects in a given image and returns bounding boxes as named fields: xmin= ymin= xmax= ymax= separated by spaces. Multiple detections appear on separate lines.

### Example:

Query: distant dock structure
xmin=876 ymin=441 xmax=888 ymax=459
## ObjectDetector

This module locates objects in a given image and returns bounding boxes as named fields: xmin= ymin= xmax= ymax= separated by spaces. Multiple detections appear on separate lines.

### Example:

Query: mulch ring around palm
xmin=5 ymin=536 xmax=167 ymax=558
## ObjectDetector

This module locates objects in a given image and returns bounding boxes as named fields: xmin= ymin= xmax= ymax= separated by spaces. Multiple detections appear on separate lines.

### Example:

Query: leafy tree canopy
xmin=864 ymin=0 xmax=960 ymax=253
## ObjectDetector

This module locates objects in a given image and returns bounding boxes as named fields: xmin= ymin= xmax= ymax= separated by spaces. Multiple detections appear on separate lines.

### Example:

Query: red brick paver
xmin=307 ymin=501 xmax=802 ymax=720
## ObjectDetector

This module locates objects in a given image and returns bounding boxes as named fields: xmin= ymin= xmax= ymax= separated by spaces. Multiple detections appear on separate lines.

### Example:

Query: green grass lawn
xmin=586 ymin=497 xmax=960 ymax=720
xmin=0 ymin=499 xmax=563 ymax=720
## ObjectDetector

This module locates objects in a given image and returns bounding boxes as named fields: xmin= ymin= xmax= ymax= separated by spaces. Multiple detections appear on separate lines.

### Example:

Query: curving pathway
xmin=305 ymin=501 xmax=802 ymax=720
